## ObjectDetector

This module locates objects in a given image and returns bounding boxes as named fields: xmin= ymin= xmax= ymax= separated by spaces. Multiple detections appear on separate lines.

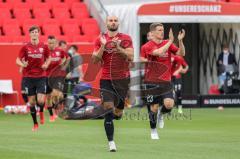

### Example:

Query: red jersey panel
xmin=94 ymin=33 xmax=133 ymax=80
xmin=171 ymin=54 xmax=188 ymax=79
xmin=141 ymin=40 xmax=179 ymax=83
xmin=19 ymin=42 xmax=50 ymax=77
xmin=46 ymin=48 xmax=66 ymax=76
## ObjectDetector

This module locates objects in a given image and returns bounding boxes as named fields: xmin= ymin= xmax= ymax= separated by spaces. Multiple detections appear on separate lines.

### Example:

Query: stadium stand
xmin=0 ymin=0 xmax=99 ymax=43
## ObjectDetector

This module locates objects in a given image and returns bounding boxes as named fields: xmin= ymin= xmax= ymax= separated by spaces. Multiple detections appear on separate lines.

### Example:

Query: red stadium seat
xmin=81 ymin=19 xmax=100 ymax=35
xmin=13 ymin=8 xmax=32 ymax=22
xmin=0 ymin=1 xmax=13 ymax=9
xmin=22 ymin=19 xmax=42 ymax=35
xmin=13 ymin=2 xmax=32 ymax=10
xmin=55 ymin=35 xmax=73 ymax=43
xmin=65 ymin=0 xmax=82 ymax=8
xmin=62 ymin=23 xmax=81 ymax=36
xmin=39 ymin=36 xmax=48 ymax=43
xmin=72 ymin=35 xmax=95 ymax=43
xmin=2 ymin=25 xmax=22 ymax=36
xmin=59 ymin=18 xmax=79 ymax=26
xmin=3 ymin=19 xmax=20 ymax=26
xmin=43 ymin=19 xmax=60 ymax=26
xmin=52 ymin=8 xmax=71 ymax=19
xmin=42 ymin=24 xmax=61 ymax=36
xmin=0 ymin=8 xmax=12 ymax=20
xmin=71 ymin=2 xmax=89 ymax=19
xmin=33 ymin=8 xmax=52 ymax=19
xmin=32 ymin=2 xmax=50 ymax=10
xmin=11 ymin=36 xmax=28 ymax=43
xmin=0 ymin=36 xmax=11 ymax=43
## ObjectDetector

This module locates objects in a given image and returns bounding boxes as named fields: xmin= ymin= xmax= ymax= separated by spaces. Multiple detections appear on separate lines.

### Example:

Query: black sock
xmin=147 ymin=105 xmax=157 ymax=129
xmin=161 ymin=105 xmax=172 ymax=114
xmin=38 ymin=103 xmax=45 ymax=113
xmin=30 ymin=106 xmax=38 ymax=124
xmin=104 ymin=112 xmax=114 ymax=141
xmin=48 ymin=107 xmax=53 ymax=116
xmin=21 ymin=93 xmax=28 ymax=103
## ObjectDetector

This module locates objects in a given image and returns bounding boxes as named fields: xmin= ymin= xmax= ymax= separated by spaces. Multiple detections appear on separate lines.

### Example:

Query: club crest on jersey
xmin=55 ymin=51 xmax=60 ymax=56
xmin=39 ymin=48 xmax=44 ymax=53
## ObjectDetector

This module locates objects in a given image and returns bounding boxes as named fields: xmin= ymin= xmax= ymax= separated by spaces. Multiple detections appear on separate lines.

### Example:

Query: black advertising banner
xmin=181 ymin=95 xmax=200 ymax=108
xmin=201 ymin=94 xmax=240 ymax=107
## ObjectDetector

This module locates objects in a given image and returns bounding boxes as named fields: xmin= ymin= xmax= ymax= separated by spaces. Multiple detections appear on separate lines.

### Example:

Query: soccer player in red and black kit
xmin=92 ymin=15 xmax=134 ymax=152
xmin=46 ymin=35 xmax=67 ymax=122
xmin=171 ymin=54 xmax=189 ymax=114
xmin=16 ymin=26 xmax=50 ymax=131
xmin=141 ymin=23 xmax=185 ymax=139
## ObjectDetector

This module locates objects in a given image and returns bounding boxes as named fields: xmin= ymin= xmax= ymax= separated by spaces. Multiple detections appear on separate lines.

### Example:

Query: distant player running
xmin=171 ymin=54 xmax=189 ymax=114
xmin=46 ymin=35 xmax=67 ymax=122
xmin=16 ymin=26 xmax=50 ymax=131
xmin=92 ymin=15 xmax=134 ymax=152
xmin=141 ymin=23 xmax=185 ymax=139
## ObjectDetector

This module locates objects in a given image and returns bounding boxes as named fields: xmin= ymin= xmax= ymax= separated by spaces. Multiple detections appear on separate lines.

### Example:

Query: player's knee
xmin=150 ymin=104 xmax=159 ymax=113
xmin=103 ymin=102 xmax=114 ymax=110
xmin=164 ymin=99 xmax=174 ymax=109
xmin=113 ymin=108 xmax=123 ymax=120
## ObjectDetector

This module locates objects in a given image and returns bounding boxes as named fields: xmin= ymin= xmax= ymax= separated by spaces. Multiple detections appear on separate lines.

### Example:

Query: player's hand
xmin=41 ymin=63 xmax=48 ymax=70
xmin=178 ymin=29 xmax=185 ymax=41
xmin=100 ymin=35 xmax=107 ymax=46
xmin=22 ymin=60 xmax=28 ymax=68
xmin=66 ymin=72 xmax=71 ymax=79
xmin=112 ymin=37 xmax=120 ymax=47
xmin=169 ymin=28 xmax=174 ymax=42
xmin=219 ymin=60 xmax=223 ymax=65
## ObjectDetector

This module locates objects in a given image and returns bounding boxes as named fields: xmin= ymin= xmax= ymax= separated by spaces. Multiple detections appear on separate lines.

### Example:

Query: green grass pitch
xmin=0 ymin=108 xmax=239 ymax=159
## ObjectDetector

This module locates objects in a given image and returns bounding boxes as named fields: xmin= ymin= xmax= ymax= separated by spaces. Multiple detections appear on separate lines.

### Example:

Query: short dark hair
xmin=59 ymin=40 xmax=67 ymax=46
xmin=223 ymin=43 xmax=229 ymax=49
xmin=149 ymin=23 xmax=164 ymax=31
xmin=29 ymin=25 xmax=40 ymax=33
xmin=70 ymin=45 xmax=78 ymax=51
xmin=48 ymin=35 xmax=55 ymax=40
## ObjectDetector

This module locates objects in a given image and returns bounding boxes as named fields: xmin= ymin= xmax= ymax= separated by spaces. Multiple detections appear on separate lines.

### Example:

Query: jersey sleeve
xmin=121 ymin=35 xmax=133 ymax=49
xmin=44 ymin=45 xmax=50 ymax=60
xmin=18 ymin=45 xmax=26 ymax=59
xmin=140 ymin=45 xmax=147 ymax=58
xmin=169 ymin=43 xmax=179 ymax=54
xmin=181 ymin=57 xmax=188 ymax=67
xmin=94 ymin=37 xmax=101 ymax=52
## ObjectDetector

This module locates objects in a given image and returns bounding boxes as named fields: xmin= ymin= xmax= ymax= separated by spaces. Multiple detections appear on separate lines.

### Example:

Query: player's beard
xmin=107 ymin=25 xmax=118 ymax=32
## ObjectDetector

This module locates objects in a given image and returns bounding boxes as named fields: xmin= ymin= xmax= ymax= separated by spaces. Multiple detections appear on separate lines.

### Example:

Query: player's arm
xmin=152 ymin=28 xmax=174 ymax=56
xmin=16 ymin=46 xmax=28 ymax=68
xmin=116 ymin=46 xmax=134 ymax=61
xmin=176 ymin=29 xmax=186 ymax=56
xmin=92 ymin=36 xmax=106 ymax=64
xmin=173 ymin=65 xmax=183 ymax=76
xmin=113 ymin=36 xmax=134 ymax=61
xmin=78 ymin=65 xmax=84 ymax=81
xmin=181 ymin=65 xmax=189 ymax=74
xmin=180 ymin=58 xmax=189 ymax=74
xmin=42 ymin=46 xmax=51 ymax=70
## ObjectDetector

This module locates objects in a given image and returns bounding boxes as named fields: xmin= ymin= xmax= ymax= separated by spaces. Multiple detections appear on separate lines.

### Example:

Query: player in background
xmin=171 ymin=54 xmax=189 ymax=114
xmin=46 ymin=35 xmax=67 ymax=122
xmin=92 ymin=15 xmax=134 ymax=152
xmin=16 ymin=25 xmax=50 ymax=131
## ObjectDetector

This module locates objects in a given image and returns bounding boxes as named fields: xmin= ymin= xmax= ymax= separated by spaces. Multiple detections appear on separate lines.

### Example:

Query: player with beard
xmin=92 ymin=15 xmax=134 ymax=152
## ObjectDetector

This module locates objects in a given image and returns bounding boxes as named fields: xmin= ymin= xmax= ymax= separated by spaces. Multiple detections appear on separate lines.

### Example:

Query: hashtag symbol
xmin=169 ymin=5 xmax=175 ymax=12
